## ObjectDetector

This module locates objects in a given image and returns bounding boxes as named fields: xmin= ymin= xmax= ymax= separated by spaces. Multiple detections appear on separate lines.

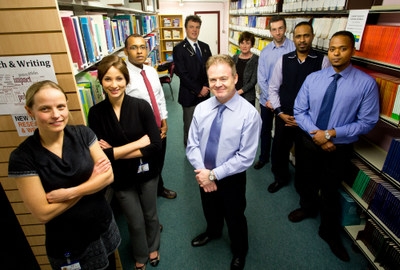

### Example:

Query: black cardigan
xmin=88 ymin=94 xmax=162 ymax=190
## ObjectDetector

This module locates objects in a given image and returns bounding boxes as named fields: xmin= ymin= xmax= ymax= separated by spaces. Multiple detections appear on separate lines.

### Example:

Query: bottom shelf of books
xmin=344 ymin=225 xmax=384 ymax=270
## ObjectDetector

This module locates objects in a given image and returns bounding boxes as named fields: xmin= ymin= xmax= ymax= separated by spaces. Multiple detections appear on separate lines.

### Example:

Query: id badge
xmin=61 ymin=263 xmax=81 ymax=270
xmin=137 ymin=158 xmax=150 ymax=173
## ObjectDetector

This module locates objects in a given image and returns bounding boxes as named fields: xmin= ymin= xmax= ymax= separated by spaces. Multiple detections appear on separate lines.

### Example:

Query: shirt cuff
xmin=274 ymin=107 xmax=283 ymax=116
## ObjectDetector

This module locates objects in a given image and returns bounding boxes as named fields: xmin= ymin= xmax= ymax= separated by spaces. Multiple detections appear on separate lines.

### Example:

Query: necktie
xmin=316 ymin=73 xmax=341 ymax=130
xmin=204 ymin=105 xmax=226 ymax=169
xmin=194 ymin=43 xmax=202 ymax=62
xmin=140 ymin=70 xmax=161 ymax=128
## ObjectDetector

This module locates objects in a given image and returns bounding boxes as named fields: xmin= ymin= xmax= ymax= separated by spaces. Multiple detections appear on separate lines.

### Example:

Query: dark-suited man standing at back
xmin=173 ymin=15 xmax=212 ymax=147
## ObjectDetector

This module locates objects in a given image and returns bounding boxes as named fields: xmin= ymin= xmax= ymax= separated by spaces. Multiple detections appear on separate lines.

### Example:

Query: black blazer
xmin=173 ymin=38 xmax=212 ymax=107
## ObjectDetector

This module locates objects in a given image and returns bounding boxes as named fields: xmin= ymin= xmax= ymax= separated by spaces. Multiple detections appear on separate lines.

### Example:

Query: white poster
xmin=345 ymin=10 xmax=369 ymax=50
xmin=0 ymin=55 xmax=57 ymax=115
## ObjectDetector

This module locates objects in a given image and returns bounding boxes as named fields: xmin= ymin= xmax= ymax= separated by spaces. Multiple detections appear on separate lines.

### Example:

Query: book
xmin=172 ymin=18 xmax=180 ymax=27
xmin=71 ymin=16 xmax=88 ymax=69
xmin=163 ymin=17 xmax=171 ymax=27
xmin=103 ymin=17 xmax=114 ymax=53
xmin=89 ymin=14 xmax=109 ymax=58
xmin=79 ymin=16 xmax=97 ymax=63
xmin=61 ymin=16 xmax=85 ymax=71
xmin=172 ymin=30 xmax=180 ymax=39
xmin=165 ymin=41 xmax=173 ymax=51
xmin=163 ymin=30 xmax=171 ymax=39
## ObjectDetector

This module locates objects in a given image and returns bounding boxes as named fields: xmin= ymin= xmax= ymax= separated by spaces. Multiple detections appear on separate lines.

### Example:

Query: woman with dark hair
xmin=88 ymin=55 xmax=162 ymax=270
xmin=8 ymin=80 xmax=120 ymax=270
xmin=232 ymin=31 xmax=259 ymax=106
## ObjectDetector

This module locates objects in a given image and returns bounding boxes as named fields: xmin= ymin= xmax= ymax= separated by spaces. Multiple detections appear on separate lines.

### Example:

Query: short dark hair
xmin=239 ymin=31 xmax=255 ymax=47
xmin=185 ymin=15 xmax=202 ymax=28
xmin=97 ymin=54 xmax=130 ymax=86
xmin=331 ymin=30 xmax=355 ymax=48
xmin=124 ymin=33 xmax=143 ymax=49
xmin=269 ymin=15 xmax=286 ymax=29
xmin=294 ymin=21 xmax=314 ymax=35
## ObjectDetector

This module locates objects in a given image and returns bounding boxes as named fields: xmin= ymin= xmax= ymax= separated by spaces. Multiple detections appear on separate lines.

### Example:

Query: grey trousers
xmin=114 ymin=176 xmax=160 ymax=264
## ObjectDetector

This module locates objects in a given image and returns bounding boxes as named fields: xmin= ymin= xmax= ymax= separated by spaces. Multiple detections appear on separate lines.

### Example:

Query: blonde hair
xmin=206 ymin=54 xmax=237 ymax=77
xmin=25 ymin=80 xmax=68 ymax=109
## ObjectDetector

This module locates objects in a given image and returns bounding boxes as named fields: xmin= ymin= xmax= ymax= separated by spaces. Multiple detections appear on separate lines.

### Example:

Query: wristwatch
xmin=324 ymin=130 xmax=331 ymax=140
xmin=209 ymin=170 xmax=216 ymax=181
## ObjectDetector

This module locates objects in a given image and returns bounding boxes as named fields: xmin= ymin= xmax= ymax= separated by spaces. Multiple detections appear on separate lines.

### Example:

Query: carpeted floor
xmin=113 ymin=76 xmax=370 ymax=270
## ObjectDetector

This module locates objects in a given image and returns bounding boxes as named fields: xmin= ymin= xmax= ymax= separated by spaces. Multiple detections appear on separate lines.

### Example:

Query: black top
xmin=88 ymin=94 xmax=162 ymax=190
xmin=235 ymin=58 xmax=249 ymax=91
xmin=8 ymin=125 xmax=113 ymax=258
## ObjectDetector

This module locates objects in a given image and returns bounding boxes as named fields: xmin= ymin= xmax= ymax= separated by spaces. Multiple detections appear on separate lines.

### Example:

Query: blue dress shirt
xmin=186 ymin=93 xmax=262 ymax=180
xmin=257 ymin=38 xmax=295 ymax=107
xmin=294 ymin=65 xmax=380 ymax=144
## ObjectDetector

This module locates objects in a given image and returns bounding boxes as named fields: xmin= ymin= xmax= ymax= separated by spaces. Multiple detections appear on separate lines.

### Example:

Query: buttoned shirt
xmin=186 ymin=93 xmax=262 ymax=180
xmin=125 ymin=60 xmax=168 ymax=120
xmin=294 ymin=65 xmax=380 ymax=144
xmin=257 ymin=37 xmax=295 ymax=106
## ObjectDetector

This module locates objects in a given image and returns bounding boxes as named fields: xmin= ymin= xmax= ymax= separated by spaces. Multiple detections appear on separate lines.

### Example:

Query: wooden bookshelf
xmin=158 ymin=14 xmax=184 ymax=62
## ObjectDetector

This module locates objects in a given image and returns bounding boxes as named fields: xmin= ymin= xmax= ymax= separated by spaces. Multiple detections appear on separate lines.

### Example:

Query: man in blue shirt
xmin=255 ymin=15 xmax=295 ymax=170
xmin=186 ymin=55 xmax=261 ymax=270
xmin=293 ymin=31 xmax=379 ymax=262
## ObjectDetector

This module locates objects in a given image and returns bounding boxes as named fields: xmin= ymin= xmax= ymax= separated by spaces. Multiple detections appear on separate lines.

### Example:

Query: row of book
xmin=162 ymin=17 xmax=180 ymax=27
xmin=348 ymin=158 xmax=400 ymax=239
xmin=229 ymin=0 xmax=351 ymax=14
xmin=355 ymin=25 xmax=400 ymax=66
xmin=163 ymin=41 xmax=180 ymax=51
xmin=61 ymin=14 xmax=157 ymax=73
xmin=357 ymin=219 xmax=400 ymax=269
xmin=351 ymin=159 xmax=384 ymax=205
xmin=382 ymin=138 xmax=400 ymax=182
xmin=162 ymin=29 xmax=181 ymax=40
xmin=355 ymin=66 xmax=400 ymax=123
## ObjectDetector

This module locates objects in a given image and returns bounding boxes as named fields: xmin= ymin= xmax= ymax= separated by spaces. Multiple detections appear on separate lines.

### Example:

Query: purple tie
xmin=316 ymin=73 xmax=341 ymax=130
xmin=204 ymin=105 xmax=226 ymax=169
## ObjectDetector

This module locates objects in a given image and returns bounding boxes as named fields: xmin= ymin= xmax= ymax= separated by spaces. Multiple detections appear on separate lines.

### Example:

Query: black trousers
xmin=157 ymin=136 xmax=167 ymax=194
xmin=271 ymin=116 xmax=300 ymax=184
xmin=199 ymin=171 xmax=248 ymax=258
xmin=295 ymin=131 xmax=353 ymax=235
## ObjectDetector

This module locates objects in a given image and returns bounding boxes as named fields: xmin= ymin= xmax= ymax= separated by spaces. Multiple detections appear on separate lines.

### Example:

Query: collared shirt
xmin=257 ymin=37 xmax=295 ymax=106
xmin=294 ymin=65 xmax=380 ymax=144
xmin=186 ymin=93 xmax=262 ymax=180
xmin=125 ymin=60 xmax=168 ymax=120
xmin=186 ymin=38 xmax=199 ymax=55
xmin=269 ymin=51 xmax=331 ymax=110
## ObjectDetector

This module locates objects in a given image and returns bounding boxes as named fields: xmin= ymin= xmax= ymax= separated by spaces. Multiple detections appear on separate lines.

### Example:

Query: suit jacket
xmin=173 ymin=38 xmax=212 ymax=107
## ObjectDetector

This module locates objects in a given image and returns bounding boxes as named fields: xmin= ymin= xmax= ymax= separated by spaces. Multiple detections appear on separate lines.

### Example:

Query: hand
xmin=92 ymin=157 xmax=111 ymax=177
xmin=160 ymin=122 xmax=168 ymax=139
xmin=98 ymin=139 xmax=112 ymax=150
xmin=265 ymin=101 xmax=274 ymax=111
xmin=237 ymin=89 xmax=244 ymax=95
xmin=194 ymin=169 xmax=217 ymax=192
xmin=320 ymin=140 xmax=336 ymax=152
xmin=310 ymin=130 xmax=327 ymax=146
xmin=198 ymin=86 xmax=210 ymax=97
xmin=279 ymin=113 xmax=298 ymax=127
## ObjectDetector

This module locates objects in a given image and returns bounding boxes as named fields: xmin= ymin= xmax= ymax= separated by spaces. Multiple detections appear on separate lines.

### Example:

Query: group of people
xmin=8 ymin=13 xmax=380 ymax=270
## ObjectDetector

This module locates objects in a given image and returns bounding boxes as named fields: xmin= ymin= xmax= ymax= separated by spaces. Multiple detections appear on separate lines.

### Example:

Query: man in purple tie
xmin=186 ymin=55 xmax=261 ymax=270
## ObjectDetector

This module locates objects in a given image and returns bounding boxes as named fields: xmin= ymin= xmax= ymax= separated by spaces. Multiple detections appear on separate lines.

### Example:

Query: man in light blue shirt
xmin=255 ymin=15 xmax=295 ymax=170
xmin=186 ymin=55 xmax=261 ymax=270
xmin=293 ymin=31 xmax=379 ymax=262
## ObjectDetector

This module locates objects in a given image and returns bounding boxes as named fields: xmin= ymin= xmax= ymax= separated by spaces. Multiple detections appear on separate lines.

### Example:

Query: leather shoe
xmin=288 ymin=208 xmax=317 ymax=222
xmin=267 ymin=181 xmax=286 ymax=193
xmin=158 ymin=188 xmax=177 ymax=199
xmin=149 ymin=252 xmax=160 ymax=267
xmin=253 ymin=160 xmax=266 ymax=170
xmin=319 ymin=231 xmax=350 ymax=262
xmin=230 ymin=257 xmax=245 ymax=270
xmin=191 ymin=232 xmax=220 ymax=247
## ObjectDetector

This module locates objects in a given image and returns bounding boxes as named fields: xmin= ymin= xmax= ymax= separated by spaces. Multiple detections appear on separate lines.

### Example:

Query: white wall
xmin=158 ymin=0 xmax=229 ymax=54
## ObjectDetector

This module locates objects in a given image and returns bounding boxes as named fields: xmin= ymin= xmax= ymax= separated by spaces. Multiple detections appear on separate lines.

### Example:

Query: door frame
xmin=194 ymin=11 xmax=220 ymax=54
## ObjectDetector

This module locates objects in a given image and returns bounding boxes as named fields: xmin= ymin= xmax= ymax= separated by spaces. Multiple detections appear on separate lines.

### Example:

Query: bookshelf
xmin=0 ymin=0 xmax=157 ymax=269
xmin=158 ymin=14 xmax=184 ymax=62
xmin=228 ymin=0 xmax=400 ymax=268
